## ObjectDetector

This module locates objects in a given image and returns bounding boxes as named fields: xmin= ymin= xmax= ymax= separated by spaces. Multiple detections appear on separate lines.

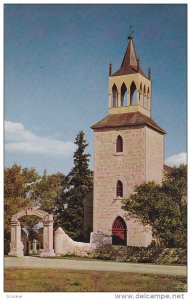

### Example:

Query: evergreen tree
xmin=56 ymin=131 xmax=93 ymax=240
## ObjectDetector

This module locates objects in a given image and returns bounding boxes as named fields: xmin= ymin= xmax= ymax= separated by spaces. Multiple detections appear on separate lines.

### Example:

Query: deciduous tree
xmin=4 ymin=164 xmax=64 ymax=240
xmin=4 ymin=164 xmax=40 ymax=241
xmin=35 ymin=170 xmax=65 ymax=214
xmin=122 ymin=165 xmax=187 ymax=248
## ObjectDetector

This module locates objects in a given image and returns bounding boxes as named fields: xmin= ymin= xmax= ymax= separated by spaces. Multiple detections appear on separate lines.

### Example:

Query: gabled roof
xmin=111 ymin=35 xmax=147 ymax=78
xmin=91 ymin=112 xmax=166 ymax=134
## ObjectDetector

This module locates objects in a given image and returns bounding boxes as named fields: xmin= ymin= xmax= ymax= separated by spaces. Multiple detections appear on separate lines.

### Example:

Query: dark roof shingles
xmin=111 ymin=65 xmax=147 ymax=78
xmin=111 ymin=38 xmax=147 ymax=78
xmin=91 ymin=112 xmax=166 ymax=134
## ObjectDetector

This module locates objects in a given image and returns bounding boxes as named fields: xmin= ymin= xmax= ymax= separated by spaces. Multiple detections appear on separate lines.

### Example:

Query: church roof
xmin=91 ymin=112 xmax=166 ymax=134
xmin=111 ymin=35 xmax=147 ymax=78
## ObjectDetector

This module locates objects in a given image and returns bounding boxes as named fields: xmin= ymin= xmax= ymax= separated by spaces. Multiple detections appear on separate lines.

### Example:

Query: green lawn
xmin=4 ymin=268 xmax=187 ymax=292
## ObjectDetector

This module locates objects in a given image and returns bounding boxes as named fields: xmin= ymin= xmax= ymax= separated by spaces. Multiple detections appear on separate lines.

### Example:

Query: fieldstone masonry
xmin=90 ymin=231 xmax=112 ymax=245
xmin=92 ymin=126 xmax=160 ymax=246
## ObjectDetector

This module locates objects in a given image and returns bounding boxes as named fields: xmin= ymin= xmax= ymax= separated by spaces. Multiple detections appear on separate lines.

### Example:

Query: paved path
xmin=4 ymin=257 xmax=186 ymax=276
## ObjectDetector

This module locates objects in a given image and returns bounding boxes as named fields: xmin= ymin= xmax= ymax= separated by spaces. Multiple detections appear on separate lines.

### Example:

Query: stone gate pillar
xmin=32 ymin=239 xmax=37 ymax=254
xmin=40 ymin=214 xmax=55 ymax=257
xmin=8 ymin=220 xmax=24 ymax=257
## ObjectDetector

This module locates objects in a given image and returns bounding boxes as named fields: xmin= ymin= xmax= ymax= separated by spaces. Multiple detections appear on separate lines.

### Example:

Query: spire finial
xmin=109 ymin=61 xmax=112 ymax=76
xmin=137 ymin=57 xmax=140 ymax=72
xmin=148 ymin=66 xmax=151 ymax=80
xmin=128 ymin=25 xmax=134 ymax=40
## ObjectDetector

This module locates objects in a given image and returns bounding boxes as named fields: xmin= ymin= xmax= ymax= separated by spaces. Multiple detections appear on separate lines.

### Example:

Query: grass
xmin=5 ymin=254 xmax=186 ymax=266
xmin=41 ymin=255 xmax=112 ymax=262
xmin=4 ymin=268 xmax=187 ymax=292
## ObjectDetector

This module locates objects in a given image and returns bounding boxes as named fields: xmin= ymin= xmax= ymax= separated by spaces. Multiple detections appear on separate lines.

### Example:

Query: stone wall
xmin=54 ymin=228 xmax=186 ymax=265
xmin=54 ymin=227 xmax=96 ymax=256
xmin=90 ymin=231 xmax=112 ymax=245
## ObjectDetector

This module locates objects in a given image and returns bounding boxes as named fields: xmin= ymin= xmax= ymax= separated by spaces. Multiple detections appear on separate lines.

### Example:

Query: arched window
xmin=121 ymin=83 xmax=127 ymax=106
xmin=116 ymin=135 xmax=123 ymax=153
xmin=112 ymin=216 xmax=127 ymax=245
xmin=130 ymin=81 xmax=137 ymax=105
xmin=116 ymin=180 xmax=123 ymax=197
xmin=112 ymin=84 xmax=118 ymax=107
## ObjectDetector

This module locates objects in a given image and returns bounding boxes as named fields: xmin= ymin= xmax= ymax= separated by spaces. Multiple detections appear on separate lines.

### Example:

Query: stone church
xmin=84 ymin=33 xmax=169 ymax=247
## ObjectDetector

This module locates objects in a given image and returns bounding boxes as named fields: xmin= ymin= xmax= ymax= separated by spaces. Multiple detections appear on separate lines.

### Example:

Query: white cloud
xmin=5 ymin=120 xmax=76 ymax=156
xmin=165 ymin=152 xmax=187 ymax=167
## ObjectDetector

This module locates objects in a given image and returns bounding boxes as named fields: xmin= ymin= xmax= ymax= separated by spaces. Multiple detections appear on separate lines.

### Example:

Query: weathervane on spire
xmin=128 ymin=25 xmax=134 ymax=40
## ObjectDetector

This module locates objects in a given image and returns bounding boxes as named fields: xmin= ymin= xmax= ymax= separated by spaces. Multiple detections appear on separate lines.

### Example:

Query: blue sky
xmin=4 ymin=4 xmax=187 ymax=175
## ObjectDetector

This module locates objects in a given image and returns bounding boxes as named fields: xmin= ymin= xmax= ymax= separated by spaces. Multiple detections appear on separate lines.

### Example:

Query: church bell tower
xmin=108 ymin=33 xmax=151 ymax=117
xmin=91 ymin=33 xmax=166 ymax=247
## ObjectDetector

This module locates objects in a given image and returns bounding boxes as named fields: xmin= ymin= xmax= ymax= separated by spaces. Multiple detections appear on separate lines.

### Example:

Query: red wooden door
xmin=112 ymin=217 xmax=127 ymax=246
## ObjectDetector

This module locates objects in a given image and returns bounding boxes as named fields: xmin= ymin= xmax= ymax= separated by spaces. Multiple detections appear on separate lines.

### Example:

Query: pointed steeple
xmin=112 ymin=34 xmax=147 ymax=78
xmin=121 ymin=34 xmax=138 ymax=67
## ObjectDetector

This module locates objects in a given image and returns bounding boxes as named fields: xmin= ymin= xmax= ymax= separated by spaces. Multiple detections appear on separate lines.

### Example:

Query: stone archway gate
xmin=8 ymin=208 xmax=55 ymax=257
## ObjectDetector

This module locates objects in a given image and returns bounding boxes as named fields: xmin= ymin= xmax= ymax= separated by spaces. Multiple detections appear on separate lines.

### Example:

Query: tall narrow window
xmin=116 ymin=180 xmax=123 ymax=197
xmin=130 ymin=81 xmax=137 ymax=105
xmin=112 ymin=84 xmax=118 ymax=107
xmin=121 ymin=83 xmax=127 ymax=106
xmin=116 ymin=135 xmax=123 ymax=153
